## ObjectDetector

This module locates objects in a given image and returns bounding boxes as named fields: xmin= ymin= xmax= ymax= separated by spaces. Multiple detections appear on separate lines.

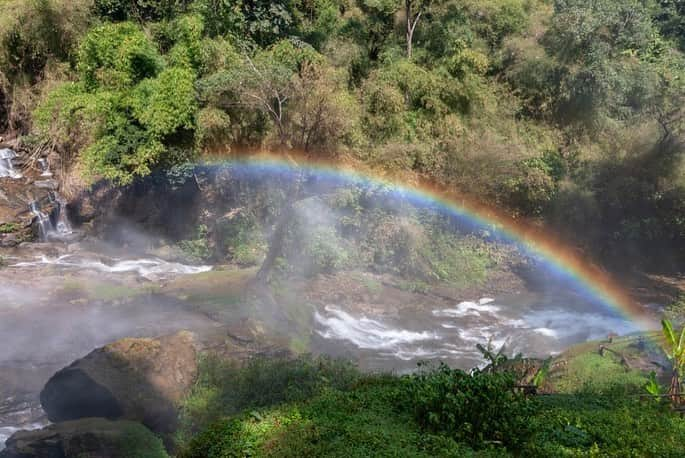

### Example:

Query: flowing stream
xmin=314 ymin=294 xmax=637 ymax=371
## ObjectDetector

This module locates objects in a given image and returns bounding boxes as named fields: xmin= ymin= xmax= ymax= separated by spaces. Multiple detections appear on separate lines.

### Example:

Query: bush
xmin=132 ymin=66 xmax=197 ymax=136
xmin=116 ymin=422 xmax=169 ymax=458
xmin=93 ymin=0 xmax=192 ymax=21
xmin=300 ymin=226 xmax=350 ymax=276
xmin=178 ymin=224 xmax=211 ymax=262
xmin=524 ymin=395 xmax=685 ymax=457
xmin=77 ymin=22 xmax=162 ymax=90
xmin=404 ymin=363 xmax=535 ymax=450
xmin=0 ymin=0 xmax=93 ymax=83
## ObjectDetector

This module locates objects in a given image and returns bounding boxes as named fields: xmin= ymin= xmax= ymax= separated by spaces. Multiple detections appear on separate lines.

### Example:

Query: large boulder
xmin=0 ymin=418 xmax=168 ymax=458
xmin=40 ymin=331 xmax=198 ymax=435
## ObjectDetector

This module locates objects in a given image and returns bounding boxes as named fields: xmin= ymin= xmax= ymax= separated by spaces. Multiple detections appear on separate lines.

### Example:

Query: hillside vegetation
xmin=173 ymin=352 xmax=685 ymax=457
xmin=1 ymin=0 xmax=684 ymax=264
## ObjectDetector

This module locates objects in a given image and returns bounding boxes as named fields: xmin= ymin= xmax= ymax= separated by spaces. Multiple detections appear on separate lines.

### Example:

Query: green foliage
xmin=665 ymin=294 xmax=685 ymax=325
xmin=7 ymin=0 xmax=685 ymax=265
xmin=178 ymin=224 xmax=212 ymax=262
xmin=366 ymin=214 xmax=499 ymax=287
xmin=299 ymin=226 xmax=350 ymax=276
xmin=132 ymin=66 xmax=197 ymax=136
xmin=405 ymin=363 xmax=534 ymax=450
xmin=644 ymin=370 xmax=663 ymax=400
xmin=503 ymin=151 xmax=565 ymax=216
xmin=551 ymin=351 xmax=648 ymax=395
xmin=215 ymin=211 xmax=266 ymax=266
xmin=77 ymin=22 xmax=163 ymax=90
xmin=524 ymin=394 xmax=685 ymax=457
xmin=0 ymin=0 xmax=93 ymax=83
xmin=116 ymin=422 xmax=170 ymax=458
xmin=0 ymin=222 xmax=20 ymax=233
xmin=93 ymin=0 xmax=192 ymax=21
xmin=178 ymin=350 xmax=685 ymax=457
xmin=177 ymin=354 xmax=360 ymax=442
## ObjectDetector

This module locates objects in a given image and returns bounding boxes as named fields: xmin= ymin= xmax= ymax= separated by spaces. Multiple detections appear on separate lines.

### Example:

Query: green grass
xmin=525 ymin=395 xmax=685 ymax=457
xmin=551 ymin=352 xmax=648 ymax=395
xmin=179 ymin=376 xmax=498 ymax=458
xmin=177 ymin=354 xmax=685 ymax=457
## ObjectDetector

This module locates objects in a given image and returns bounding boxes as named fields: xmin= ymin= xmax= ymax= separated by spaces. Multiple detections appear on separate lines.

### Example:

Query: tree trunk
xmin=405 ymin=0 xmax=421 ymax=60
xmin=406 ymin=0 xmax=413 ymax=59
xmin=669 ymin=368 xmax=681 ymax=405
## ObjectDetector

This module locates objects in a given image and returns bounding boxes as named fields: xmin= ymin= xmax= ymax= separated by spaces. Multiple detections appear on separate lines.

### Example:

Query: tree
xmin=661 ymin=319 xmax=685 ymax=404
xmin=404 ymin=0 xmax=429 ymax=59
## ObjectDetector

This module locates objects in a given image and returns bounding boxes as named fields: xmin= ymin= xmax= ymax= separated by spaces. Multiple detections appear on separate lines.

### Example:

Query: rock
xmin=0 ymin=233 xmax=19 ymax=247
xmin=31 ymin=180 xmax=58 ymax=190
xmin=0 ymin=418 xmax=167 ymax=458
xmin=40 ymin=331 xmax=198 ymax=435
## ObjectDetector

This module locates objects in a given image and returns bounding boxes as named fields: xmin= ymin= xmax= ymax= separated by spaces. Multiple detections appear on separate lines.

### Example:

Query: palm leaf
xmin=662 ymin=319 xmax=677 ymax=350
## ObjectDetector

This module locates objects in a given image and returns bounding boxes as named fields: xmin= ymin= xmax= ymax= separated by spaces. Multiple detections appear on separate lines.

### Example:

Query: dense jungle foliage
xmin=1 ymin=0 xmax=684 ymax=263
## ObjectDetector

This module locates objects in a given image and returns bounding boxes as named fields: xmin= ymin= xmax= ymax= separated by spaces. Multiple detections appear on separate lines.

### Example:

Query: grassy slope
xmin=177 ymin=337 xmax=685 ymax=458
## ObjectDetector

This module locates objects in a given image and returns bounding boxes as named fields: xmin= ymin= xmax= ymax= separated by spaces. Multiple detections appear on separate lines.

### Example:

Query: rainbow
xmin=206 ymin=153 xmax=657 ymax=330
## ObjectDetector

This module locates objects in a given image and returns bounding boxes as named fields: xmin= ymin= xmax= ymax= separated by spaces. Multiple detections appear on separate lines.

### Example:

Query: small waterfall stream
xmin=52 ymin=193 xmax=72 ymax=234
xmin=29 ymin=201 xmax=53 ymax=241
xmin=0 ymin=148 xmax=22 ymax=179
xmin=37 ymin=158 xmax=52 ymax=177
xmin=29 ymin=193 xmax=74 ymax=242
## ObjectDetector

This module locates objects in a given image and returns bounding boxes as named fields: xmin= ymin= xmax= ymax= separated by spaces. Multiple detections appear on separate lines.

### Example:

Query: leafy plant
xmin=405 ymin=362 xmax=534 ymax=450
xmin=644 ymin=370 xmax=663 ymax=401
xmin=661 ymin=318 xmax=685 ymax=403
xmin=178 ymin=224 xmax=211 ymax=262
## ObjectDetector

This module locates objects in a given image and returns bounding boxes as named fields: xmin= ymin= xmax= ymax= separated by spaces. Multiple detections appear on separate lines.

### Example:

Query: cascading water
xmin=52 ymin=193 xmax=72 ymax=234
xmin=37 ymin=158 xmax=52 ymax=177
xmin=28 ymin=194 xmax=74 ymax=242
xmin=0 ymin=148 xmax=22 ymax=179
xmin=29 ymin=200 xmax=54 ymax=242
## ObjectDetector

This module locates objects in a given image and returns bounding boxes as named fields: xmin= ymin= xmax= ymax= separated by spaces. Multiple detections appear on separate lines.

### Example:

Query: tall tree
xmin=405 ymin=0 xmax=429 ymax=59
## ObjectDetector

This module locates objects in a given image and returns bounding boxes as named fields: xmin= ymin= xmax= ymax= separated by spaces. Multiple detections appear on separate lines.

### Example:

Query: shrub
xmin=178 ymin=224 xmax=211 ymax=262
xmin=300 ymin=226 xmax=350 ymax=276
xmin=93 ymin=0 xmax=192 ymax=21
xmin=0 ymin=0 xmax=93 ymax=83
xmin=525 ymin=395 xmax=685 ymax=457
xmin=77 ymin=22 xmax=162 ymax=90
xmin=131 ymin=66 xmax=197 ymax=136
xmin=116 ymin=422 xmax=169 ymax=458
xmin=404 ymin=363 xmax=535 ymax=450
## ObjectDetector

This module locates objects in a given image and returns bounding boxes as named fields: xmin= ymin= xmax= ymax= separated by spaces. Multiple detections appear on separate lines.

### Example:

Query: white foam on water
xmin=12 ymin=255 xmax=212 ymax=280
xmin=315 ymin=306 xmax=436 ymax=354
xmin=0 ymin=148 xmax=21 ymax=179
xmin=533 ymin=327 xmax=558 ymax=337
xmin=315 ymin=294 xmax=639 ymax=369
xmin=0 ymin=423 xmax=44 ymax=451
xmin=433 ymin=299 xmax=502 ymax=318
xmin=522 ymin=309 xmax=636 ymax=341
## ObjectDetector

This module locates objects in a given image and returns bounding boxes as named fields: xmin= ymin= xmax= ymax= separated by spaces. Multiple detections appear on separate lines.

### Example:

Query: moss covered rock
xmin=0 ymin=418 xmax=168 ymax=458
xmin=40 ymin=331 xmax=198 ymax=435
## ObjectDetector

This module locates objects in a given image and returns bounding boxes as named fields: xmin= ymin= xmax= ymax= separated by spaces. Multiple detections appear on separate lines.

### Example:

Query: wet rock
xmin=31 ymin=180 xmax=59 ymax=190
xmin=0 ymin=418 xmax=166 ymax=458
xmin=40 ymin=331 xmax=198 ymax=435
xmin=0 ymin=233 xmax=19 ymax=247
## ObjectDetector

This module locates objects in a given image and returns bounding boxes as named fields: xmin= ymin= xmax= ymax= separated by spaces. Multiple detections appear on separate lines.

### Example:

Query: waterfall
xmin=38 ymin=158 xmax=52 ymax=177
xmin=53 ymin=193 xmax=72 ymax=233
xmin=0 ymin=148 xmax=22 ymax=179
xmin=29 ymin=201 xmax=54 ymax=242
xmin=29 ymin=194 xmax=73 ymax=242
